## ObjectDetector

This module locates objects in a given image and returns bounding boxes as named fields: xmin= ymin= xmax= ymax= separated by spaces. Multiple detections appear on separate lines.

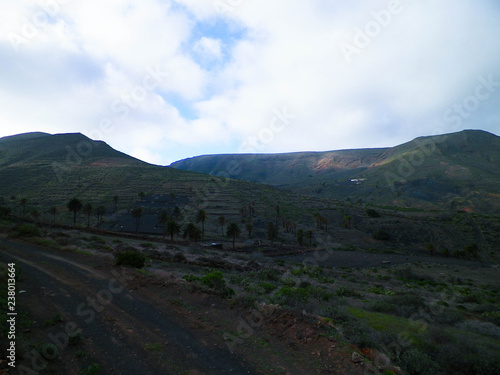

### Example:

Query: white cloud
xmin=0 ymin=0 xmax=499 ymax=165
xmin=194 ymin=36 xmax=223 ymax=61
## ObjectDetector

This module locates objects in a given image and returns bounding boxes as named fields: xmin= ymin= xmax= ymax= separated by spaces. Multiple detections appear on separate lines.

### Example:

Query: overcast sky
xmin=1 ymin=0 xmax=500 ymax=165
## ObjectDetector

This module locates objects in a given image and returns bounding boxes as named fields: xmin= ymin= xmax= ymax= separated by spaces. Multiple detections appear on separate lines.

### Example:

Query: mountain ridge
xmin=170 ymin=129 xmax=500 ymax=212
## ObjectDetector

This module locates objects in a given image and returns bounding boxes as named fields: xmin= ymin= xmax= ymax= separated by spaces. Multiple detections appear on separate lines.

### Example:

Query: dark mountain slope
xmin=171 ymin=130 xmax=500 ymax=212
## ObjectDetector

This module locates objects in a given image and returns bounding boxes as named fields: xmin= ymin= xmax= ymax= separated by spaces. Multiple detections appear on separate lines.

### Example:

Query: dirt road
xmin=0 ymin=237 xmax=256 ymax=375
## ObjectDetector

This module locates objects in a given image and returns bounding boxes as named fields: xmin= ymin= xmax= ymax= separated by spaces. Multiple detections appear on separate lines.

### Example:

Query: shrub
xmin=257 ymin=268 xmax=282 ymax=282
xmin=308 ymin=285 xmax=333 ymax=301
xmin=16 ymin=223 xmax=42 ymax=237
xmin=258 ymin=282 xmax=277 ymax=294
xmin=399 ymin=349 xmax=439 ymax=375
xmin=182 ymin=274 xmax=199 ymax=282
xmin=201 ymin=271 xmax=225 ymax=289
xmin=275 ymin=286 xmax=309 ymax=306
xmin=281 ymin=277 xmax=296 ymax=287
xmin=336 ymin=286 xmax=361 ymax=298
xmin=173 ymin=252 xmax=186 ymax=262
xmin=115 ymin=251 xmax=145 ymax=268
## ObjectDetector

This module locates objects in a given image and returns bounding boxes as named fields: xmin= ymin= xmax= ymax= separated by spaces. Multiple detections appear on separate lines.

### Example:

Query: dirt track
xmin=0 ymin=237 xmax=256 ymax=375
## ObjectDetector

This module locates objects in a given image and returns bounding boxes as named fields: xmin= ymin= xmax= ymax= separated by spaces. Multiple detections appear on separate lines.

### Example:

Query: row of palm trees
xmin=67 ymin=198 xmax=106 ymax=227
xmin=156 ymin=209 xmax=241 ymax=249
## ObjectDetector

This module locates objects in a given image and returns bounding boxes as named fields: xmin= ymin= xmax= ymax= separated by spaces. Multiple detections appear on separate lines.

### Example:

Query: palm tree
xmin=183 ymin=222 xmax=201 ymax=243
xmin=96 ymin=205 xmax=106 ymax=225
xmin=31 ymin=209 xmax=40 ymax=223
xmin=217 ymin=215 xmax=226 ymax=236
xmin=20 ymin=197 xmax=28 ymax=216
xmin=67 ymin=198 xmax=83 ymax=226
xmin=267 ymin=222 xmax=278 ymax=244
xmin=245 ymin=219 xmax=253 ymax=238
xmin=297 ymin=228 xmax=304 ymax=246
xmin=49 ymin=206 xmax=57 ymax=223
xmin=306 ymin=230 xmax=313 ymax=246
xmin=226 ymin=222 xmax=241 ymax=250
xmin=113 ymin=195 xmax=119 ymax=212
xmin=131 ymin=207 xmax=143 ymax=233
xmin=83 ymin=203 xmax=92 ymax=227
xmin=165 ymin=220 xmax=181 ymax=241
xmin=158 ymin=209 xmax=170 ymax=239
xmin=195 ymin=209 xmax=207 ymax=239
xmin=173 ymin=206 xmax=182 ymax=220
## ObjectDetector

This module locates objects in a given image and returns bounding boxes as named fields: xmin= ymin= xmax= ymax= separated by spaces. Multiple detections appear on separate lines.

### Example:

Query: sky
xmin=1 ymin=0 xmax=500 ymax=166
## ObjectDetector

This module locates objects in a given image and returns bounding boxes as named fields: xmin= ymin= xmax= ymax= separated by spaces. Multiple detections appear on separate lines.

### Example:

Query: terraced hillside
xmin=1 ymin=132 xmax=499 ymax=261
xmin=171 ymin=130 xmax=500 ymax=213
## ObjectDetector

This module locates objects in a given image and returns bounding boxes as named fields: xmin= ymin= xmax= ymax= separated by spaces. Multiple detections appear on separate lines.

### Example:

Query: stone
xmin=351 ymin=351 xmax=364 ymax=363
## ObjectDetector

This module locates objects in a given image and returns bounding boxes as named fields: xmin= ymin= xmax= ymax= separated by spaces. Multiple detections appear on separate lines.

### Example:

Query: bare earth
xmin=0 ymin=236 xmax=366 ymax=375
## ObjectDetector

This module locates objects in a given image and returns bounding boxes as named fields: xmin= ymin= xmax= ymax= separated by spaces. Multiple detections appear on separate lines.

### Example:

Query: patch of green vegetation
xmin=83 ymin=362 xmax=102 ymax=375
xmin=367 ymin=285 xmax=395 ymax=295
xmin=200 ymin=270 xmax=235 ymax=299
xmin=145 ymin=343 xmax=163 ymax=351
xmin=258 ymin=282 xmax=277 ymax=294
xmin=28 ymin=238 xmax=58 ymax=248
xmin=336 ymin=286 xmax=361 ymax=298
xmin=275 ymin=286 xmax=309 ymax=305
xmin=280 ymin=277 xmax=296 ymax=287
xmin=290 ymin=265 xmax=323 ymax=278
xmin=256 ymin=268 xmax=282 ymax=282
xmin=347 ymin=307 xmax=423 ymax=339
xmin=43 ymin=313 xmax=63 ymax=327
xmin=15 ymin=223 xmax=42 ymax=237
xmin=182 ymin=274 xmax=200 ymax=282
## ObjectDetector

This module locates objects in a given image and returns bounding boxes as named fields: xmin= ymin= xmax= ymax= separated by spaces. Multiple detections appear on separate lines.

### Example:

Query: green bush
xmin=16 ymin=223 xmax=42 ymax=237
xmin=257 ymin=268 xmax=282 ymax=282
xmin=275 ymin=286 xmax=309 ymax=306
xmin=308 ymin=285 xmax=333 ymax=301
xmin=182 ymin=274 xmax=200 ymax=282
xmin=399 ymin=349 xmax=439 ymax=375
xmin=336 ymin=286 xmax=361 ymax=298
xmin=201 ymin=271 xmax=225 ymax=289
xmin=258 ymin=282 xmax=277 ymax=294
xmin=115 ymin=251 xmax=145 ymax=268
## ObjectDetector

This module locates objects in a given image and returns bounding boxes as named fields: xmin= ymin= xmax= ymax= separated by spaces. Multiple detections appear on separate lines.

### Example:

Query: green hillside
xmin=171 ymin=130 xmax=500 ymax=213
xmin=0 ymin=131 xmax=499 ymax=260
